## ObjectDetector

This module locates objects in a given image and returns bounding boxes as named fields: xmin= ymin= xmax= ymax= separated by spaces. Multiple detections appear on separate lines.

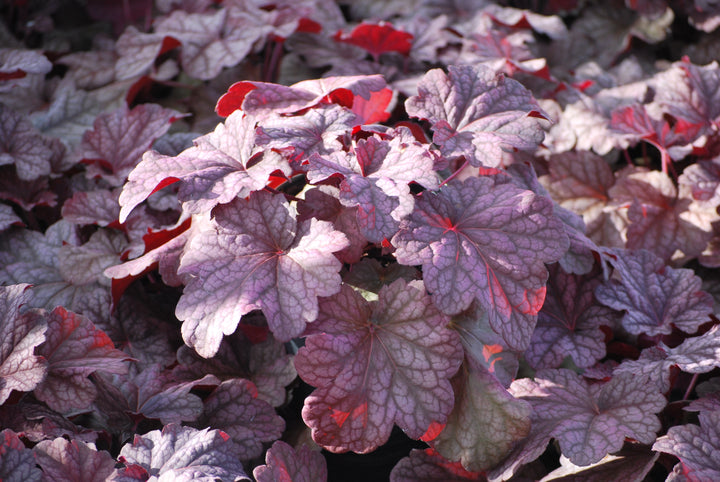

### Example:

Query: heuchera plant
xmin=3 ymin=0 xmax=720 ymax=480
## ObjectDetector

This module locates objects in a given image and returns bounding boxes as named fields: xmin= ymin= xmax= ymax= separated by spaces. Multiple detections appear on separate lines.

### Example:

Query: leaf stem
xmin=682 ymin=373 xmax=699 ymax=401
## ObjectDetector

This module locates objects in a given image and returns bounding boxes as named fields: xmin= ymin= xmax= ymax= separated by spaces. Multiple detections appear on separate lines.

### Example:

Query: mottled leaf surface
xmin=431 ymin=357 xmax=531 ymax=472
xmin=0 ymin=429 xmax=42 ymax=482
xmin=78 ymin=104 xmax=182 ymax=186
xmin=119 ymin=112 xmax=289 ymax=221
xmin=511 ymin=369 xmax=666 ymax=466
xmin=194 ymin=378 xmax=284 ymax=460
xmin=176 ymin=191 xmax=348 ymax=357
xmin=0 ymin=104 xmax=54 ymax=180
xmin=307 ymin=130 xmax=439 ymax=242
xmin=392 ymin=176 xmax=568 ymax=350
xmin=405 ymin=64 xmax=546 ymax=167
xmin=253 ymin=441 xmax=327 ymax=482
xmin=653 ymin=410 xmax=720 ymax=482
xmin=32 ymin=307 xmax=130 ymax=413
xmin=0 ymin=284 xmax=47 ymax=404
xmin=390 ymin=448 xmax=483 ymax=481
xmin=117 ymin=424 xmax=250 ymax=481
xmin=525 ymin=264 xmax=616 ymax=369
xmin=296 ymin=280 xmax=463 ymax=453
xmin=34 ymin=438 xmax=116 ymax=482
xmin=595 ymin=249 xmax=713 ymax=335
xmin=540 ymin=446 xmax=658 ymax=482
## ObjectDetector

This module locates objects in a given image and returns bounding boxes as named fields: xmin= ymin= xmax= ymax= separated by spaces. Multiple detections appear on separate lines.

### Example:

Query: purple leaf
xmin=296 ymin=280 xmax=463 ymax=453
xmin=0 ymin=168 xmax=57 ymax=211
xmin=253 ymin=440 xmax=327 ymax=482
xmin=0 ymin=284 xmax=47 ymax=404
xmin=194 ymin=378 xmax=285 ymax=460
xmin=0 ymin=429 xmax=42 ymax=482
xmin=119 ymin=112 xmax=290 ymax=221
xmin=78 ymin=104 xmax=183 ymax=186
xmin=174 ymin=327 xmax=296 ymax=408
xmin=540 ymin=445 xmax=659 ymax=482
xmin=615 ymin=324 xmax=720 ymax=393
xmin=34 ymin=438 xmax=116 ymax=482
xmin=431 ymin=357 xmax=531 ymax=472
xmin=595 ymin=249 xmax=713 ymax=336
xmin=653 ymin=410 xmax=720 ymax=481
xmin=31 ymin=306 xmax=131 ymax=413
xmin=0 ymin=204 xmax=22 ymax=231
xmin=0 ymin=221 xmax=121 ymax=322
xmin=115 ymin=26 xmax=177 ymax=80
xmin=390 ymin=448 xmax=483 ymax=481
xmin=117 ymin=423 xmax=250 ymax=481
xmin=307 ymin=130 xmax=439 ymax=242
xmin=392 ymin=176 xmax=568 ymax=351
xmin=256 ymin=105 xmax=357 ymax=164
xmin=405 ymin=64 xmax=547 ymax=167
xmin=511 ymin=369 xmax=666 ymax=466
xmin=61 ymin=188 xmax=122 ymax=226
xmin=154 ymin=7 xmax=270 ymax=80
xmin=176 ymin=190 xmax=348 ymax=357
xmin=608 ymin=167 xmax=714 ymax=261
xmin=343 ymin=257 xmax=420 ymax=294
xmin=0 ymin=103 xmax=55 ymax=180
xmin=216 ymin=74 xmax=387 ymax=118
xmin=297 ymin=185 xmax=367 ymax=264
xmin=525 ymin=263 xmax=618 ymax=369
xmin=0 ymin=48 xmax=51 ymax=79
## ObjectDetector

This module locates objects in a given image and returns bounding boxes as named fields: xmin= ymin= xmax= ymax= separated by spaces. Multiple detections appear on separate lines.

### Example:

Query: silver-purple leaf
xmin=405 ymin=64 xmax=546 ymax=167
xmin=0 ymin=429 xmax=42 ymax=482
xmin=253 ymin=440 xmax=327 ymax=482
xmin=296 ymin=279 xmax=463 ymax=453
xmin=176 ymin=190 xmax=348 ymax=357
xmin=390 ymin=448 xmax=482 ymax=482
xmin=431 ymin=357 xmax=531 ymax=472
xmin=511 ymin=369 xmax=666 ymax=466
xmin=78 ymin=104 xmax=182 ymax=186
xmin=0 ymin=103 xmax=54 ymax=180
xmin=525 ymin=264 xmax=617 ymax=369
xmin=34 ymin=438 xmax=116 ymax=482
xmin=0 ymin=284 xmax=47 ymax=404
xmin=194 ymin=378 xmax=284 ymax=460
xmin=392 ymin=176 xmax=568 ymax=351
xmin=653 ymin=410 xmax=720 ymax=482
xmin=31 ymin=307 xmax=130 ymax=413
xmin=540 ymin=446 xmax=659 ymax=482
xmin=119 ymin=112 xmax=289 ymax=221
xmin=117 ymin=423 xmax=250 ymax=481
xmin=595 ymin=249 xmax=713 ymax=336
xmin=307 ymin=130 xmax=439 ymax=242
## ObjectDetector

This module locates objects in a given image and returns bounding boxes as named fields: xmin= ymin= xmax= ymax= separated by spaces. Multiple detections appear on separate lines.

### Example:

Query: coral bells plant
xmin=3 ymin=0 xmax=720 ymax=480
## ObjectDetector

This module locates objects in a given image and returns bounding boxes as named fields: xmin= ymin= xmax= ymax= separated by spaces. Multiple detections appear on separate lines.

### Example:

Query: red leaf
xmin=334 ymin=21 xmax=413 ymax=58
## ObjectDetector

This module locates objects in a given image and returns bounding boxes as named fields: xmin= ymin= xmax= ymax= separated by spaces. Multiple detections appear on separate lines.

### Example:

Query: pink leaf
xmin=392 ymin=176 xmax=568 ymax=351
xmin=296 ymin=280 xmax=463 ymax=453
xmin=78 ymin=104 xmax=183 ymax=186
xmin=405 ymin=64 xmax=547 ymax=167
xmin=253 ymin=441 xmax=327 ymax=482
xmin=0 ymin=284 xmax=47 ymax=404
xmin=34 ymin=438 xmax=116 ymax=482
xmin=117 ymin=423 xmax=250 ymax=481
xmin=176 ymin=190 xmax=348 ymax=357
xmin=32 ymin=307 xmax=131 ymax=413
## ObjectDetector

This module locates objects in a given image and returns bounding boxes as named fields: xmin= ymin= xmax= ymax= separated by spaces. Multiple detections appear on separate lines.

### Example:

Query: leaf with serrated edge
xmin=390 ymin=448 xmax=483 ymax=481
xmin=653 ymin=410 xmax=720 ymax=481
xmin=119 ymin=112 xmax=289 ymax=222
xmin=117 ymin=423 xmax=250 ymax=481
xmin=296 ymin=279 xmax=463 ymax=453
xmin=32 ymin=307 xmax=130 ymax=413
xmin=34 ymin=438 xmax=116 ymax=482
xmin=0 ymin=284 xmax=47 ymax=404
xmin=511 ymin=369 xmax=665 ymax=466
xmin=432 ymin=356 xmax=531 ymax=472
xmin=595 ymin=249 xmax=713 ymax=336
xmin=405 ymin=64 xmax=546 ymax=167
xmin=0 ymin=429 xmax=42 ymax=482
xmin=393 ymin=176 xmax=568 ymax=351
xmin=177 ymin=190 xmax=348 ymax=357
xmin=253 ymin=441 xmax=327 ymax=482
xmin=195 ymin=378 xmax=284 ymax=460
xmin=525 ymin=264 xmax=615 ymax=369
